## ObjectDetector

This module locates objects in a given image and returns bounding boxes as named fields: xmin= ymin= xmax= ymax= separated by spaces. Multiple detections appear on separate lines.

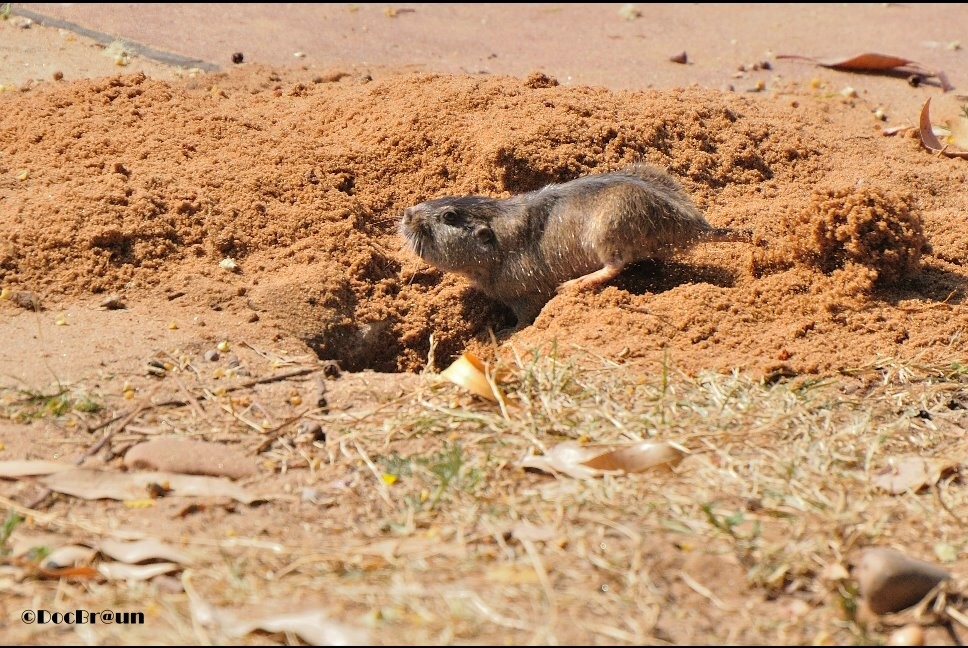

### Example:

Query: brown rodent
xmin=399 ymin=163 xmax=751 ymax=326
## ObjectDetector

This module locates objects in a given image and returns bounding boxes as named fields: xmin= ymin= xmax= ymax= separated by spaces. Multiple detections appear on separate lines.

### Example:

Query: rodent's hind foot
xmin=557 ymin=262 xmax=625 ymax=292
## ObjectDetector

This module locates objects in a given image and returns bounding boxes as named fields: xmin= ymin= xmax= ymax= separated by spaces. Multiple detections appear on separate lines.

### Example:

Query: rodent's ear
xmin=474 ymin=225 xmax=496 ymax=246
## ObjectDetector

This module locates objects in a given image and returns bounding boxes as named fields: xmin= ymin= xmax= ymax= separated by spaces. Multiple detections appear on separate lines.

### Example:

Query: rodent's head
xmin=400 ymin=196 xmax=504 ymax=285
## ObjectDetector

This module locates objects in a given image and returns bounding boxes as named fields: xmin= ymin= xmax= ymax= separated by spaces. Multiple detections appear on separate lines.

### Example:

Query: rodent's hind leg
xmin=557 ymin=262 xmax=625 ymax=292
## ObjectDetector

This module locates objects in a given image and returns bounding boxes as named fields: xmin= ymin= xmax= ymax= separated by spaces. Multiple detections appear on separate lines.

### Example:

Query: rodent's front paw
xmin=557 ymin=276 xmax=600 ymax=293
xmin=558 ymin=263 xmax=624 ymax=292
xmin=556 ymin=277 xmax=584 ymax=293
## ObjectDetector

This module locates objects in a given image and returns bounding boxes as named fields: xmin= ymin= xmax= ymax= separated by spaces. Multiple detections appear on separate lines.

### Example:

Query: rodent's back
xmin=400 ymin=163 xmax=747 ymax=325
xmin=525 ymin=164 xmax=713 ymax=274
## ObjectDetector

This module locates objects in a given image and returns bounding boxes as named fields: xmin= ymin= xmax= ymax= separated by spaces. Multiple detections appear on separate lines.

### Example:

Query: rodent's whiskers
xmin=398 ymin=231 xmax=424 ymax=286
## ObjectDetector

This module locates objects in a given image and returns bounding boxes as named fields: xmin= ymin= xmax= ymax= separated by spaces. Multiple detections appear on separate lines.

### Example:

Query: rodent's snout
xmin=402 ymin=206 xmax=414 ymax=225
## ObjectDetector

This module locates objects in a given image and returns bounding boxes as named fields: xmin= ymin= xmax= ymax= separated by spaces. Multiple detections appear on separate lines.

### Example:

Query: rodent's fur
xmin=400 ymin=163 xmax=751 ymax=326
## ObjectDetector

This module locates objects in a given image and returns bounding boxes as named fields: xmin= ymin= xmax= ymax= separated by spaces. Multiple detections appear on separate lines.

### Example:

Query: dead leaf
xmin=881 ymin=125 xmax=915 ymax=137
xmin=521 ymin=441 xmax=686 ymax=479
xmin=520 ymin=441 xmax=602 ymax=479
xmin=439 ymin=352 xmax=502 ymax=402
xmin=97 ymin=561 xmax=181 ymax=581
xmin=123 ymin=438 xmax=257 ymax=479
xmin=37 ymin=565 xmax=100 ymax=579
xmin=0 ymin=459 xmax=74 ymax=477
xmin=581 ymin=441 xmax=686 ymax=473
xmin=813 ymin=52 xmax=915 ymax=71
xmin=919 ymin=98 xmax=968 ymax=158
xmin=856 ymin=547 xmax=951 ymax=614
xmin=98 ymin=538 xmax=193 ymax=565
xmin=919 ymin=98 xmax=947 ymax=150
xmin=188 ymin=593 xmax=370 ymax=647
xmin=870 ymin=456 xmax=958 ymax=494
xmin=7 ymin=532 xmax=65 ymax=558
xmin=43 ymin=544 xmax=97 ymax=569
xmin=777 ymin=52 xmax=952 ymax=91
xmin=39 ymin=468 xmax=261 ymax=504
xmin=226 ymin=609 xmax=370 ymax=645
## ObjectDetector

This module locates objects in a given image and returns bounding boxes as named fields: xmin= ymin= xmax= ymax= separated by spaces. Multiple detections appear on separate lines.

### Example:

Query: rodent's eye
xmin=440 ymin=209 xmax=461 ymax=227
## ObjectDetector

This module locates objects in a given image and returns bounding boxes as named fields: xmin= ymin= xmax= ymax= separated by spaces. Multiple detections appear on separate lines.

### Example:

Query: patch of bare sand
xmin=1 ymin=67 xmax=966 ymax=380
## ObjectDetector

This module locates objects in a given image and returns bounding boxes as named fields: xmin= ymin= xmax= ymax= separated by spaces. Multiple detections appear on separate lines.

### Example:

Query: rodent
xmin=399 ymin=163 xmax=752 ymax=326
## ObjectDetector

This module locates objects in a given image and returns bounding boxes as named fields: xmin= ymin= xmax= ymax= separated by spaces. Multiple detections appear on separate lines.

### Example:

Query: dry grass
xmin=2 ymin=344 xmax=968 ymax=645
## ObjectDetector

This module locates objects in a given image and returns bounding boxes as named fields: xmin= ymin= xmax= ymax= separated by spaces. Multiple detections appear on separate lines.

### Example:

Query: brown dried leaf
xmin=439 ymin=352 xmax=501 ymax=402
xmin=7 ymin=532 xmax=66 ymax=558
xmin=814 ymin=52 xmax=914 ymax=71
xmin=870 ymin=456 xmax=957 ymax=494
xmin=521 ymin=441 xmax=686 ymax=479
xmin=856 ymin=547 xmax=951 ymax=614
xmin=0 ymin=459 xmax=73 ymax=477
xmin=777 ymin=52 xmax=952 ymax=91
xmin=98 ymin=538 xmax=193 ymax=565
xmin=580 ymin=441 xmax=686 ymax=473
xmin=123 ymin=438 xmax=257 ymax=480
xmin=881 ymin=125 xmax=915 ymax=137
xmin=919 ymin=98 xmax=968 ymax=158
xmin=97 ymin=561 xmax=181 ymax=581
xmin=520 ymin=441 xmax=602 ymax=479
xmin=227 ymin=609 xmax=370 ymax=645
xmin=189 ymin=596 xmax=370 ymax=646
xmin=37 ymin=565 xmax=100 ymax=580
xmin=43 ymin=544 xmax=97 ymax=569
xmin=39 ymin=468 xmax=261 ymax=504
xmin=919 ymin=98 xmax=947 ymax=151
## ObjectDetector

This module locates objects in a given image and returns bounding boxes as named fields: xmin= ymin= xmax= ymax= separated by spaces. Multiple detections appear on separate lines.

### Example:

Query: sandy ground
xmin=1 ymin=3 xmax=968 ymax=646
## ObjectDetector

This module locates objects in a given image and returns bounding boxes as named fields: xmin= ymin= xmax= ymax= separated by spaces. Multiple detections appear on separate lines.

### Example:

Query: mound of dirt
xmin=1 ymin=67 xmax=966 ymax=376
xmin=788 ymin=185 xmax=930 ymax=285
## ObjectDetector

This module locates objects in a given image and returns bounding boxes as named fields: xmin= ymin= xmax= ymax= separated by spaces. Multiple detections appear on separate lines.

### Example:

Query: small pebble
xmin=99 ymin=295 xmax=126 ymax=310
xmin=11 ymin=291 xmax=42 ymax=310
xmin=296 ymin=421 xmax=325 ymax=442
xmin=887 ymin=624 xmax=925 ymax=646
xmin=301 ymin=487 xmax=319 ymax=503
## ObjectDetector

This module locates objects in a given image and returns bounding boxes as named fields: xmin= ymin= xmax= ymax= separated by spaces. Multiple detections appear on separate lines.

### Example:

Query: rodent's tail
xmin=704 ymin=227 xmax=754 ymax=244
